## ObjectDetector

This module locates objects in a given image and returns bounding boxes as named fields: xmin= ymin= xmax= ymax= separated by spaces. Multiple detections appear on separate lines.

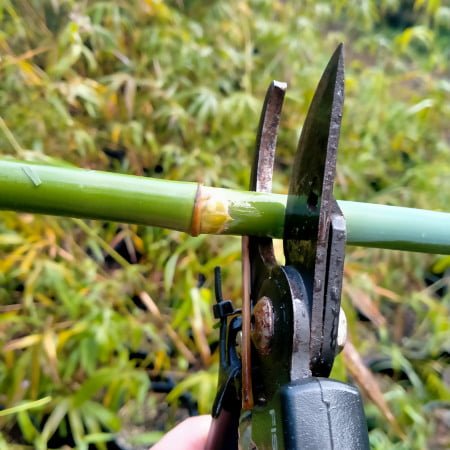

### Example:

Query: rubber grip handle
xmin=280 ymin=378 xmax=370 ymax=450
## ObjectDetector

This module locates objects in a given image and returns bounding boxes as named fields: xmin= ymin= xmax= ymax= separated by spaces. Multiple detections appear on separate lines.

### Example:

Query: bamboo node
xmin=190 ymin=184 xmax=202 ymax=236
xmin=191 ymin=186 xmax=232 ymax=235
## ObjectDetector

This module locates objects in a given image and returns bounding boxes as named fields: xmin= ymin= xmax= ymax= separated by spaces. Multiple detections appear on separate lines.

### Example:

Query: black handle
xmin=250 ymin=378 xmax=369 ymax=449
xmin=205 ymin=408 xmax=239 ymax=450
xmin=280 ymin=378 xmax=370 ymax=450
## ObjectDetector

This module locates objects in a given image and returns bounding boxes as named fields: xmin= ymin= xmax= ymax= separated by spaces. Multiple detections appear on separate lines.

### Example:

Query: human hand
xmin=151 ymin=415 xmax=212 ymax=450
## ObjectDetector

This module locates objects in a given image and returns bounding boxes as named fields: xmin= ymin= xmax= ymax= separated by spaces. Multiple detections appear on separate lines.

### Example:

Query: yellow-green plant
xmin=0 ymin=1 xmax=449 ymax=449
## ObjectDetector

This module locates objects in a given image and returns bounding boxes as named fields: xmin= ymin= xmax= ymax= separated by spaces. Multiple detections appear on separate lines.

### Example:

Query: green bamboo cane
xmin=1 ymin=159 xmax=449 ymax=254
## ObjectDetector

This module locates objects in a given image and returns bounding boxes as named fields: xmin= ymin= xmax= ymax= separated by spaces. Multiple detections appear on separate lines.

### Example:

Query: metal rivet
xmin=251 ymin=296 xmax=274 ymax=356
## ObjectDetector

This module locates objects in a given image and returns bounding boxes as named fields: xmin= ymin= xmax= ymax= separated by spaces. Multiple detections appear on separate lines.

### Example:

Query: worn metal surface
xmin=207 ymin=80 xmax=290 ymax=450
xmin=252 ymin=265 xmax=312 ymax=394
xmin=242 ymin=80 xmax=287 ymax=410
xmin=320 ymin=201 xmax=346 ymax=372
xmin=284 ymin=44 xmax=345 ymax=376
xmin=249 ymin=80 xmax=287 ymax=193
xmin=245 ymin=80 xmax=315 ymax=449
xmin=252 ymin=296 xmax=275 ymax=356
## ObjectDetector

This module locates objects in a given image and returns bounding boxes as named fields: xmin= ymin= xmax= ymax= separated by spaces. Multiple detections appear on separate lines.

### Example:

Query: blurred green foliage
xmin=0 ymin=0 xmax=449 ymax=448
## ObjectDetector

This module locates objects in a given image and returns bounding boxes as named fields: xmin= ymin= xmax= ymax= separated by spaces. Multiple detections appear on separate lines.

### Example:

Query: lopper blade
xmin=284 ymin=44 xmax=345 ymax=374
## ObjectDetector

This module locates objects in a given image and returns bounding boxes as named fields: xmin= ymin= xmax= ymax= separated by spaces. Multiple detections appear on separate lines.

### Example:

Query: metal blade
xmin=250 ymin=80 xmax=287 ymax=193
xmin=242 ymin=80 xmax=286 ymax=409
xmin=283 ymin=44 xmax=345 ymax=374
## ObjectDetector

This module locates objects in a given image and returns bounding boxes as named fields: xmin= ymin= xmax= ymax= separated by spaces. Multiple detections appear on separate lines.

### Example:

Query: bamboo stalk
xmin=1 ymin=159 xmax=449 ymax=254
xmin=1 ymin=160 xmax=198 ymax=232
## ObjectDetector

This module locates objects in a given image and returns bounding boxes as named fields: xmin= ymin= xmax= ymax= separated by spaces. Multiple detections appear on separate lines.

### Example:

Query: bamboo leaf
xmin=42 ymin=330 xmax=60 ymax=383
xmin=0 ymin=397 xmax=51 ymax=417
xmin=68 ymin=409 xmax=86 ymax=450
xmin=84 ymin=432 xmax=116 ymax=444
xmin=81 ymin=401 xmax=120 ymax=431
xmin=50 ymin=43 xmax=83 ymax=76
xmin=128 ymin=431 xmax=163 ymax=446
xmin=0 ymin=233 xmax=23 ymax=246
xmin=39 ymin=399 xmax=69 ymax=445
xmin=164 ymin=252 xmax=179 ymax=294
xmin=432 ymin=256 xmax=450 ymax=273
xmin=17 ymin=410 xmax=39 ymax=442
xmin=345 ymin=285 xmax=387 ymax=328
xmin=4 ymin=334 xmax=42 ymax=352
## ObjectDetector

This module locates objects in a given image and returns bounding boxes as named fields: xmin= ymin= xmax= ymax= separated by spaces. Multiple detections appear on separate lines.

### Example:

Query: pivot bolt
xmin=251 ymin=296 xmax=274 ymax=356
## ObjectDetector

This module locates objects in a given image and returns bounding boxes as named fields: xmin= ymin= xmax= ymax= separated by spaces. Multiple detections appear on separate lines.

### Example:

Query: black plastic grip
xmin=280 ymin=378 xmax=369 ymax=450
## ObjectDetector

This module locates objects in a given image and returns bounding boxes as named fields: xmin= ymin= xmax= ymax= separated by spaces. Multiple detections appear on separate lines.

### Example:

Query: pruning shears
xmin=205 ymin=45 xmax=370 ymax=450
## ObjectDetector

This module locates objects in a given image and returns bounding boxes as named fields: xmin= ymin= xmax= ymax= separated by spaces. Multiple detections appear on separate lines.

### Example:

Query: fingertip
xmin=151 ymin=415 xmax=213 ymax=450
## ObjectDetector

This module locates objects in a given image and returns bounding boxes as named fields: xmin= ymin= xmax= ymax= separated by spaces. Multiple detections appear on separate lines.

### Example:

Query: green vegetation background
xmin=0 ymin=1 xmax=449 ymax=449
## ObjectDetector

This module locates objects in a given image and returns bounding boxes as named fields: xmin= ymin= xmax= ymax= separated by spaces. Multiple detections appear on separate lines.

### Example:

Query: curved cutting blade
xmin=242 ymin=80 xmax=286 ymax=409
xmin=283 ymin=44 xmax=345 ymax=375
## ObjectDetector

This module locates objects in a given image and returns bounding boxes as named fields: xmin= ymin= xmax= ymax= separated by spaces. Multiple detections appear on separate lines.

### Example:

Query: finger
xmin=152 ymin=415 xmax=212 ymax=450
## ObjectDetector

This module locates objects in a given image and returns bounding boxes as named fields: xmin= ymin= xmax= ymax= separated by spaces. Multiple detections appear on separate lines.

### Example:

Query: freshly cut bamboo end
xmin=191 ymin=186 xmax=233 ymax=235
